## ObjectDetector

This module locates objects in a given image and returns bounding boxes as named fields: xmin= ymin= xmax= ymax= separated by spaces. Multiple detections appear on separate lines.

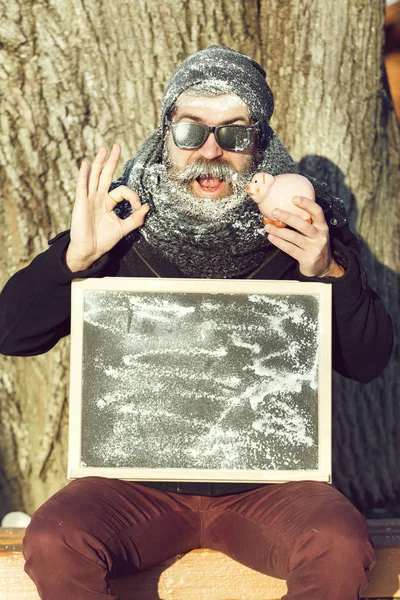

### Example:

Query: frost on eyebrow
xmin=175 ymin=92 xmax=248 ymax=111
xmin=164 ymin=74 xmax=263 ymax=123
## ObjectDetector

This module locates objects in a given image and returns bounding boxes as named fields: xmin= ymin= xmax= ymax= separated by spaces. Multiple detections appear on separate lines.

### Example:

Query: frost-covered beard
xmin=162 ymin=145 xmax=258 ymax=223
xmin=138 ymin=130 xmax=270 ymax=278
xmin=139 ymin=154 xmax=272 ymax=278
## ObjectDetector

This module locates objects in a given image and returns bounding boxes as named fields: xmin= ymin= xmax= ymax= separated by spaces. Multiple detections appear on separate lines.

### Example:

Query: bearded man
xmin=0 ymin=46 xmax=393 ymax=600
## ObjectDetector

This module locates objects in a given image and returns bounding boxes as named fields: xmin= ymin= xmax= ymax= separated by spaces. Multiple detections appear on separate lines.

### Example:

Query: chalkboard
xmin=68 ymin=278 xmax=331 ymax=483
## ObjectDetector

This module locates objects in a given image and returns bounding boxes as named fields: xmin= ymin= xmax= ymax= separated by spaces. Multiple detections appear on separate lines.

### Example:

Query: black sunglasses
xmin=166 ymin=119 xmax=259 ymax=152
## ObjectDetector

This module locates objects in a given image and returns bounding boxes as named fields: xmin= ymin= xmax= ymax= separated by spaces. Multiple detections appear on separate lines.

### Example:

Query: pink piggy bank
xmin=246 ymin=173 xmax=316 ymax=227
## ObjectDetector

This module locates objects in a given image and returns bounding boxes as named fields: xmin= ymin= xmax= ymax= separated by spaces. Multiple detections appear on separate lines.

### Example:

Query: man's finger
xmin=88 ymin=147 xmax=108 ymax=196
xmin=271 ymin=208 xmax=316 ymax=237
xmin=266 ymin=231 xmax=305 ymax=262
xmin=75 ymin=159 xmax=90 ymax=205
xmin=98 ymin=144 xmax=121 ymax=193
xmin=108 ymin=186 xmax=142 ymax=211
xmin=265 ymin=222 xmax=310 ymax=250
xmin=292 ymin=196 xmax=327 ymax=226
xmin=119 ymin=205 xmax=150 ymax=237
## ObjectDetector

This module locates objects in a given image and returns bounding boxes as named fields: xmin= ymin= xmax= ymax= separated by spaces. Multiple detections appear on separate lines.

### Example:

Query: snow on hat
xmin=160 ymin=46 xmax=274 ymax=125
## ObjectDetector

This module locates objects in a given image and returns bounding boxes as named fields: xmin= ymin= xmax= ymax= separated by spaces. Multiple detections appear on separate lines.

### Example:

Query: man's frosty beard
xmin=162 ymin=146 xmax=259 ymax=223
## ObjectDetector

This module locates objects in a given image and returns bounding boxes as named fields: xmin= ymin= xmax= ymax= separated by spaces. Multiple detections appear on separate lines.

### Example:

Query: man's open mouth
xmin=196 ymin=176 xmax=225 ymax=192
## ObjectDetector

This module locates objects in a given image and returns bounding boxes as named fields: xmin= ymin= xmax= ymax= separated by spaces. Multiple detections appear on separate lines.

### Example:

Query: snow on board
xmin=68 ymin=278 xmax=331 ymax=483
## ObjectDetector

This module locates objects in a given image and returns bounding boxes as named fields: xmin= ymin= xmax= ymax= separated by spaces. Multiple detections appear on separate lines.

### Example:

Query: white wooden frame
xmin=68 ymin=277 xmax=332 ymax=483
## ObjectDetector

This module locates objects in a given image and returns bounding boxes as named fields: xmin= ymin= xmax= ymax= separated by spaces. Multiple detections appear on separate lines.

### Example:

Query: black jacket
xmin=0 ymin=203 xmax=394 ymax=495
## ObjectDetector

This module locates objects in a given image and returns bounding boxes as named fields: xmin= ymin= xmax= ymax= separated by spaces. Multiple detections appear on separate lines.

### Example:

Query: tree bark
xmin=0 ymin=0 xmax=399 ymax=516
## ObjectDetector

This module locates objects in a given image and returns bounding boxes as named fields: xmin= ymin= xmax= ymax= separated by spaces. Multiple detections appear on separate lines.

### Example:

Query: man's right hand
xmin=65 ymin=144 xmax=150 ymax=272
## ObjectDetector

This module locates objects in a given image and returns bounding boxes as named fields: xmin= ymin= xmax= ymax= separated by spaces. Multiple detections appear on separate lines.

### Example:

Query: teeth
xmin=198 ymin=177 xmax=223 ymax=182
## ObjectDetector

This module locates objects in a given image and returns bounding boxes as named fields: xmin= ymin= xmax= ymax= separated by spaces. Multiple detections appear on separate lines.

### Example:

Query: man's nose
xmin=198 ymin=132 xmax=224 ymax=160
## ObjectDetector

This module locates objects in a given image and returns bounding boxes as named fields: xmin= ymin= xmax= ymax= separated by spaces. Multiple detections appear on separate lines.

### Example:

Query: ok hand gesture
xmin=66 ymin=144 xmax=150 ymax=272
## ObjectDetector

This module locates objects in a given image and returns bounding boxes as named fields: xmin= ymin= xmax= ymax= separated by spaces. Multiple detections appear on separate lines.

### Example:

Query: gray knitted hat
xmin=160 ymin=45 xmax=275 ymax=125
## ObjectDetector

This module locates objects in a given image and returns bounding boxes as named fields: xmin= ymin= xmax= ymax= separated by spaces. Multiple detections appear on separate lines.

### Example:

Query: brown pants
xmin=23 ymin=478 xmax=375 ymax=600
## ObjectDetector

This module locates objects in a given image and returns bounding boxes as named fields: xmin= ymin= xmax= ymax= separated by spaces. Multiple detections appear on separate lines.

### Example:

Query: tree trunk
xmin=0 ymin=0 xmax=399 ymax=517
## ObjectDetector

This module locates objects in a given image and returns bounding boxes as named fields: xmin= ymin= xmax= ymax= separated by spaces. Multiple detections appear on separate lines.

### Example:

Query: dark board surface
xmin=80 ymin=289 xmax=321 ymax=473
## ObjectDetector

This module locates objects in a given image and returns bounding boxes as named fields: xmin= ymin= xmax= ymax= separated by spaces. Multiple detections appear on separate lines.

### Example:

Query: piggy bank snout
xmin=246 ymin=184 xmax=261 ymax=195
xmin=246 ymin=183 xmax=261 ymax=193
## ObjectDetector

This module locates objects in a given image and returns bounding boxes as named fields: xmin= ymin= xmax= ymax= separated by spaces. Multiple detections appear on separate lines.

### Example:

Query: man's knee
xmin=22 ymin=497 xmax=118 ymax=599
xmin=24 ymin=512 xmax=67 ymax=559
xmin=23 ymin=504 xmax=106 ymax=569
xmin=292 ymin=509 xmax=374 ymax=571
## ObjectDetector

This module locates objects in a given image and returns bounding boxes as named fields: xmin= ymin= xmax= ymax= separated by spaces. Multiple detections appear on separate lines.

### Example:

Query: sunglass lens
xmin=217 ymin=126 xmax=251 ymax=151
xmin=172 ymin=123 xmax=208 ymax=149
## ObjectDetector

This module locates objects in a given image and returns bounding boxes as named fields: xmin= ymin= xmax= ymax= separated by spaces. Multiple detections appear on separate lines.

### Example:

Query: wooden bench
xmin=2 ymin=520 xmax=400 ymax=599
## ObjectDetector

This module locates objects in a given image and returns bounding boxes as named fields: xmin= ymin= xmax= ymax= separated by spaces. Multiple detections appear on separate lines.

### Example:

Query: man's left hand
xmin=263 ymin=196 xmax=344 ymax=278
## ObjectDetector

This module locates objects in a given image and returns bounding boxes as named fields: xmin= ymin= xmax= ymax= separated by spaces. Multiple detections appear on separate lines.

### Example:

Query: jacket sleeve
xmin=299 ymin=202 xmax=394 ymax=383
xmin=0 ymin=232 xmax=115 ymax=356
